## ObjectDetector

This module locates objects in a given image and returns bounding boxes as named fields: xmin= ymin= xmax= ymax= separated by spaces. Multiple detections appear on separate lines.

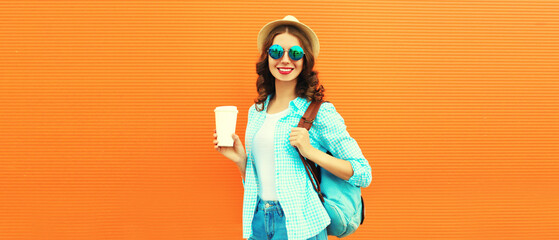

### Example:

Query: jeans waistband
xmin=256 ymin=196 xmax=283 ymax=213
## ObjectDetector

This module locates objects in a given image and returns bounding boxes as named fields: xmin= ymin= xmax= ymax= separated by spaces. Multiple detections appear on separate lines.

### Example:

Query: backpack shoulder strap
xmin=297 ymin=100 xmax=326 ymax=202
xmin=298 ymin=100 xmax=324 ymax=130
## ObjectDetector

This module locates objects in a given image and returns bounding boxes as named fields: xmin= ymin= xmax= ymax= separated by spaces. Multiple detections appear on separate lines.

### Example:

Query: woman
xmin=213 ymin=16 xmax=372 ymax=240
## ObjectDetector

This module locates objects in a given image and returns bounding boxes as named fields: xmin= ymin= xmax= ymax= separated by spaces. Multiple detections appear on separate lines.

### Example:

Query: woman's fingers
xmin=233 ymin=134 xmax=244 ymax=147
xmin=212 ymin=130 xmax=219 ymax=151
xmin=231 ymin=134 xmax=239 ymax=144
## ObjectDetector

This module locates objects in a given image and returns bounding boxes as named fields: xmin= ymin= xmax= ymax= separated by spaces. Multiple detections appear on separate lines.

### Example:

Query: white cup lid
xmin=214 ymin=106 xmax=238 ymax=113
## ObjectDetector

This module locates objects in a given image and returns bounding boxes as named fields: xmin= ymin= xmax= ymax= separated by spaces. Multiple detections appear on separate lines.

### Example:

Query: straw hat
xmin=257 ymin=15 xmax=320 ymax=58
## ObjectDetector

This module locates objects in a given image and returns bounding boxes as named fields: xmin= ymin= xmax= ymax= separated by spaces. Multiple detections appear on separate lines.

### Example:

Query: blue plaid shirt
xmin=242 ymin=95 xmax=372 ymax=240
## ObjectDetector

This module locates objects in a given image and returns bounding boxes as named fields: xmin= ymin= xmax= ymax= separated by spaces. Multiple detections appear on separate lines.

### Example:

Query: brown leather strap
xmin=299 ymin=154 xmax=323 ymax=202
xmin=298 ymin=100 xmax=323 ymax=130
xmin=298 ymin=100 xmax=366 ymax=224
xmin=296 ymin=100 xmax=326 ymax=202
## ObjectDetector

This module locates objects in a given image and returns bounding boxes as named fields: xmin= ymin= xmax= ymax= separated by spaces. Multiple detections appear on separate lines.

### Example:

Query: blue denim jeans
xmin=248 ymin=196 xmax=327 ymax=240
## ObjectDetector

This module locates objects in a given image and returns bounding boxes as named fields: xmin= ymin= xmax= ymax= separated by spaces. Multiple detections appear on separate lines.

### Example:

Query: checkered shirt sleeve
xmin=314 ymin=102 xmax=372 ymax=187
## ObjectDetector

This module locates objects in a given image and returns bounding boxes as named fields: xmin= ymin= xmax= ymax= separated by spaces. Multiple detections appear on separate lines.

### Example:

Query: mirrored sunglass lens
xmin=289 ymin=46 xmax=304 ymax=61
xmin=268 ymin=45 xmax=284 ymax=59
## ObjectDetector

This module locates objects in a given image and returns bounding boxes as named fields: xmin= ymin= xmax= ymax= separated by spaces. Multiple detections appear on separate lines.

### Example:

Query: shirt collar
xmin=290 ymin=96 xmax=311 ymax=112
xmin=263 ymin=95 xmax=311 ymax=113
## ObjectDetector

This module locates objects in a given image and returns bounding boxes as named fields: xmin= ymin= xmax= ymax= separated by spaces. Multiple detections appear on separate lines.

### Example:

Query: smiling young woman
xmin=212 ymin=15 xmax=372 ymax=240
xmin=254 ymin=22 xmax=323 ymax=113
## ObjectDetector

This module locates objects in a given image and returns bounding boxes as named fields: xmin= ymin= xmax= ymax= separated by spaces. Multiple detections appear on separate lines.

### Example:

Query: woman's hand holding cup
xmin=213 ymin=130 xmax=247 ymax=164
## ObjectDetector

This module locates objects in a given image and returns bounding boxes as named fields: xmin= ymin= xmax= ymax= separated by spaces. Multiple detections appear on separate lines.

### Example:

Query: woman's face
xmin=268 ymin=33 xmax=304 ymax=82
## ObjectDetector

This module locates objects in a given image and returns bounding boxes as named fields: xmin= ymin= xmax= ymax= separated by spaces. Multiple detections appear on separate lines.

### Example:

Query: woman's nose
xmin=280 ymin=52 xmax=291 ymax=63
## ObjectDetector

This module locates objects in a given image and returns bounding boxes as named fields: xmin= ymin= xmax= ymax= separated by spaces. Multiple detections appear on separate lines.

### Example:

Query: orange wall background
xmin=1 ymin=1 xmax=558 ymax=239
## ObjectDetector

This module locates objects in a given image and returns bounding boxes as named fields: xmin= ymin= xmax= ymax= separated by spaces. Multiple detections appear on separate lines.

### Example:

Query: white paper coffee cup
xmin=214 ymin=106 xmax=238 ymax=147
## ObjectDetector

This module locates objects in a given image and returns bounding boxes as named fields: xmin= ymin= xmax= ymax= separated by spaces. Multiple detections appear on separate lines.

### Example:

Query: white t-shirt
xmin=251 ymin=107 xmax=289 ymax=201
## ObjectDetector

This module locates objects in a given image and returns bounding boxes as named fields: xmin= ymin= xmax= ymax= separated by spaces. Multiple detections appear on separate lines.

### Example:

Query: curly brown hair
xmin=254 ymin=25 xmax=325 ymax=111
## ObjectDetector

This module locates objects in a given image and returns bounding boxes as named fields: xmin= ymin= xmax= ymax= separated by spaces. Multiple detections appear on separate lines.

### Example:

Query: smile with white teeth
xmin=278 ymin=68 xmax=294 ymax=74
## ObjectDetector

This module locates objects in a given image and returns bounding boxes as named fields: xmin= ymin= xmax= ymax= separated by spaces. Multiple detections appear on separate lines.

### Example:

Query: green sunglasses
xmin=268 ymin=44 xmax=305 ymax=61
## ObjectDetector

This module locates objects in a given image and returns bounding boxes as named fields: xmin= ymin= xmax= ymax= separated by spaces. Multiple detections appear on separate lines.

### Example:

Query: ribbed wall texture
xmin=1 ymin=1 xmax=558 ymax=239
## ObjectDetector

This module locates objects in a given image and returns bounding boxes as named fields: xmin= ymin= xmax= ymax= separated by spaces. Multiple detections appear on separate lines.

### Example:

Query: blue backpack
xmin=297 ymin=100 xmax=365 ymax=237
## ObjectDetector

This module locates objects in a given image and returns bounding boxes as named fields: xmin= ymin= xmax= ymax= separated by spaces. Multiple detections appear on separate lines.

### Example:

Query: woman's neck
xmin=273 ymin=79 xmax=297 ymax=104
xmin=267 ymin=79 xmax=297 ymax=114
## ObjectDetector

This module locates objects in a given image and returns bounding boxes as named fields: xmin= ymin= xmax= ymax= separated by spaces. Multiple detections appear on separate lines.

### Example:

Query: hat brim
xmin=257 ymin=19 xmax=320 ymax=58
